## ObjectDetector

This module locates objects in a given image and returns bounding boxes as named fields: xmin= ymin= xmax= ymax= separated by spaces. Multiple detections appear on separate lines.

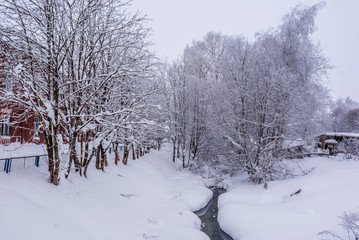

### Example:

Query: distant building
xmin=318 ymin=132 xmax=359 ymax=155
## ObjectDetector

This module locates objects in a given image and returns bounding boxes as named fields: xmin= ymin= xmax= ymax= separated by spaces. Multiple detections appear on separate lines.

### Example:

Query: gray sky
xmin=131 ymin=0 xmax=359 ymax=102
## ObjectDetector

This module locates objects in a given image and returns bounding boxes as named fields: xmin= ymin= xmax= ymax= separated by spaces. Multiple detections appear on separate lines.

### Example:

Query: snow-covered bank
xmin=218 ymin=157 xmax=359 ymax=240
xmin=0 ymin=143 xmax=212 ymax=240
xmin=0 ymin=142 xmax=46 ymax=159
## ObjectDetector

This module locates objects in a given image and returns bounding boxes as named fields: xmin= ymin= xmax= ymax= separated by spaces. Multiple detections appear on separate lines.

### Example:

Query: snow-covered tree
xmin=0 ymin=0 xmax=158 ymax=183
xmin=163 ymin=3 xmax=330 ymax=185
xmin=330 ymin=98 xmax=359 ymax=132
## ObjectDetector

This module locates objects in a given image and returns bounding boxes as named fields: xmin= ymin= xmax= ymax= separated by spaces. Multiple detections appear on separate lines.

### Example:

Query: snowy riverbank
xmin=2 ymin=142 xmax=358 ymax=240
xmin=218 ymin=156 xmax=359 ymax=240
xmin=0 ymin=143 xmax=212 ymax=240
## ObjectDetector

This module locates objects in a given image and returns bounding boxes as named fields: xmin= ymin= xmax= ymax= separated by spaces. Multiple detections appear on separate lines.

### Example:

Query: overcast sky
xmin=131 ymin=0 xmax=359 ymax=102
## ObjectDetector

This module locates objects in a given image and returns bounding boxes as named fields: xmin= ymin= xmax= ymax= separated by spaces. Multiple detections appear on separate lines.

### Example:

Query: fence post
xmin=35 ymin=156 xmax=40 ymax=167
xmin=4 ymin=159 xmax=12 ymax=173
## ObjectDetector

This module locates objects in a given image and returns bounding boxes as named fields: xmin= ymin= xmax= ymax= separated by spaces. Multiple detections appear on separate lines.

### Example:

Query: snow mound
xmin=218 ymin=157 xmax=359 ymax=240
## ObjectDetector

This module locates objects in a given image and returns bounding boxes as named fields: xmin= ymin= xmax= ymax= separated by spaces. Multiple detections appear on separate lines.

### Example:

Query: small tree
xmin=318 ymin=212 xmax=359 ymax=240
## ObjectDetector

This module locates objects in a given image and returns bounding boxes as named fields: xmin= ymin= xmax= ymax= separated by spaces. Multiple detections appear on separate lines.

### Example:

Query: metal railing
xmin=1 ymin=154 xmax=48 ymax=173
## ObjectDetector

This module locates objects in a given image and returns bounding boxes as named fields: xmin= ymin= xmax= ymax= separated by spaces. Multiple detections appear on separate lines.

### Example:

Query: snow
xmin=0 ymin=143 xmax=212 ymax=240
xmin=3 ymin=142 xmax=358 ymax=240
xmin=324 ymin=132 xmax=359 ymax=138
xmin=0 ymin=142 xmax=46 ymax=159
xmin=218 ymin=156 xmax=359 ymax=240
xmin=282 ymin=139 xmax=305 ymax=148
xmin=324 ymin=139 xmax=338 ymax=144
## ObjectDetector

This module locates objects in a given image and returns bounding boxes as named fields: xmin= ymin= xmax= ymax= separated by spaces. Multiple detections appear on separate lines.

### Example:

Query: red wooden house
xmin=0 ymin=42 xmax=45 ymax=145
xmin=0 ymin=104 xmax=45 ymax=145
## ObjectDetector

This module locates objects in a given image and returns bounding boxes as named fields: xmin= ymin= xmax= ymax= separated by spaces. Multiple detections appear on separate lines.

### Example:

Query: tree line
xmin=1 ymin=1 xmax=354 ymax=186
xmin=162 ymin=3 xmax=331 ymax=186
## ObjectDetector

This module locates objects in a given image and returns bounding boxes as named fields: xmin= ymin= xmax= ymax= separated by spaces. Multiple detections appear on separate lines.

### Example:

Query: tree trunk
xmin=100 ymin=145 xmax=105 ymax=171
xmin=113 ymin=142 xmax=119 ymax=165
xmin=52 ymin=135 xmax=61 ymax=185
xmin=140 ymin=147 xmax=143 ymax=157
xmin=80 ymin=132 xmax=84 ymax=172
xmin=136 ymin=147 xmax=140 ymax=159
xmin=157 ymin=140 xmax=161 ymax=151
xmin=82 ymin=131 xmax=89 ymax=168
xmin=122 ymin=144 xmax=129 ymax=165
xmin=44 ymin=131 xmax=54 ymax=183
xmin=65 ymin=155 xmax=72 ymax=179
xmin=83 ymin=147 xmax=96 ymax=178
xmin=115 ymin=152 xmax=119 ymax=165
xmin=182 ymin=154 xmax=186 ymax=168
xmin=172 ymin=138 xmax=176 ymax=163
xmin=51 ymin=102 xmax=60 ymax=182
xmin=66 ymin=132 xmax=82 ymax=178
xmin=95 ymin=145 xmax=101 ymax=170
xmin=132 ymin=144 xmax=136 ymax=160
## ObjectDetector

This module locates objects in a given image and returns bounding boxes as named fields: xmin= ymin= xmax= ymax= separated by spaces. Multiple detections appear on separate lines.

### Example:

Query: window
xmin=34 ymin=117 xmax=39 ymax=138
xmin=1 ymin=114 xmax=10 ymax=137
xmin=3 ymin=73 xmax=12 ymax=90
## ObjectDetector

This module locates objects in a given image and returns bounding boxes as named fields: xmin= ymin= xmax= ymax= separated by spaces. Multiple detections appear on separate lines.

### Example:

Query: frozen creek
xmin=195 ymin=187 xmax=233 ymax=240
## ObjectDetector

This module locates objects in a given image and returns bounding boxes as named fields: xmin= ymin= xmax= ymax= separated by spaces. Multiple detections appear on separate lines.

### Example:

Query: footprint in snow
xmin=147 ymin=216 xmax=159 ymax=225
xmin=142 ymin=233 xmax=158 ymax=239
xmin=120 ymin=193 xmax=136 ymax=198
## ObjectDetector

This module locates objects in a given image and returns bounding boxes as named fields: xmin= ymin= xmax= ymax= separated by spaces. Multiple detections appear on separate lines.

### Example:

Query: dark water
xmin=195 ymin=187 xmax=234 ymax=240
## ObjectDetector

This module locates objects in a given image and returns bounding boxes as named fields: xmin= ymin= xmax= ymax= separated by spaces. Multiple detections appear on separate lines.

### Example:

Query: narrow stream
xmin=195 ymin=187 xmax=233 ymax=240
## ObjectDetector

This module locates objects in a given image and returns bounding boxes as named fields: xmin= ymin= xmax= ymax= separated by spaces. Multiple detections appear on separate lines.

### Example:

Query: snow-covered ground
xmin=218 ymin=156 xmax=359 ymax=240
xmin=0 ymin=143 xmax=212 ymax=240
xmin=2 ymin=142 xmax=359 ymax=240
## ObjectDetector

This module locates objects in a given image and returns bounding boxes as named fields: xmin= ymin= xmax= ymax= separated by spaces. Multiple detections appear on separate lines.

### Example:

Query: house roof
xmin=324 ymin=132 xmax=359 ymax=138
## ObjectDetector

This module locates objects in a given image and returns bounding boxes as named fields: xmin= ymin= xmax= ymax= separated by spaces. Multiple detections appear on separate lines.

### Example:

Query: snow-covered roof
xmin=324 ymin=139 xmax=337 ymax=144
xmin=324 ymin=132 xmax=359 ymax=138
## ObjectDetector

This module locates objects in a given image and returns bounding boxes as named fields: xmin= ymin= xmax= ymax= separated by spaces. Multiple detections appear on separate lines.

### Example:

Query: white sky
xmin=131 ymin=0 xmax=359 ymax=102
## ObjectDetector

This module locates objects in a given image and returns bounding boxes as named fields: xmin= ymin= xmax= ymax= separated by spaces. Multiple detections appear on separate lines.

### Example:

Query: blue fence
xmin=0 ymin=154 xmax=48 ymax=174
xmin=3 ymin=159 xmax=12 ymax=173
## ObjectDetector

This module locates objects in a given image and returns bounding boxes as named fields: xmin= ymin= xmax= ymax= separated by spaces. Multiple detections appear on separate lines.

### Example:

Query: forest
xmin=0 ymin=0 xmax=358 ymax=186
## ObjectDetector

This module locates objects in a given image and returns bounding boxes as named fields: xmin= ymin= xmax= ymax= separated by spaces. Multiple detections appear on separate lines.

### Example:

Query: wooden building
xmin=318 ymin=132 xmax=359 ymax=155
xmin=0 ymin=42 xmax=45 ymax=145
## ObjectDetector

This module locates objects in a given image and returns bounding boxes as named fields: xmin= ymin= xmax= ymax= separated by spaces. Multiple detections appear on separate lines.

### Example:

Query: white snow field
xmin=218 ymin=156 xmax=359 ymax=240
xmin=0 ymin=143 xmax=212 ymax=240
